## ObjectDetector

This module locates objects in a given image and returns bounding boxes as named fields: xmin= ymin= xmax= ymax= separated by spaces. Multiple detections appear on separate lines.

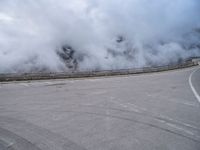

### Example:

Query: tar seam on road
xmin=189 ymin=67 xmax=200 ymax=103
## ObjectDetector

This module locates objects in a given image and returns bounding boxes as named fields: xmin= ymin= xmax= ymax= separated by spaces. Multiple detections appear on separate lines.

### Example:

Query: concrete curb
xmin=0 ymin=59 xmax=198 ymax=82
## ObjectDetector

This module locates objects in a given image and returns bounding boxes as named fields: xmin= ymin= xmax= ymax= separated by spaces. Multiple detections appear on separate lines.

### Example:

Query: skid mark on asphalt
xmin=1 ymin=101 xmax=200 ymax=141
xmin=0 ymin=116 xmax=87 ymax=150
xmin=0 ymin=127 xmax=41 ymax=150
xmin=103 ymin=99 xmax=200 ymax=141
xmin=49 ymin=109 xmax=200 ymax=143
xmin=108 ymin=99 xmax=200 ymax=131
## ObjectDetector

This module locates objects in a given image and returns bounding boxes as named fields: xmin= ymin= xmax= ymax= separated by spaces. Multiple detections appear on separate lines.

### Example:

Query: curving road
xmin=0 ymin=66 xmax=200 ymax=150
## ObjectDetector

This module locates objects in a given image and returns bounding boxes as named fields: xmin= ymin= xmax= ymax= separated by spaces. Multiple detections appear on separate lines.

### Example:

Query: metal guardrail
xmin=0 ymin=59 xmax=198 ymax=82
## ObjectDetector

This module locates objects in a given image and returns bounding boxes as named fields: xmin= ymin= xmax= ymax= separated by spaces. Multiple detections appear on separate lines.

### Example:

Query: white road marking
xmin=189 ymin=68 xmax=200 ymax=103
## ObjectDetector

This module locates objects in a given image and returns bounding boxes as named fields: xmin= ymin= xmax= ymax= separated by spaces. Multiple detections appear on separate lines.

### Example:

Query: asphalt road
xmin=0 ymin=67 xmax=200 ymax=150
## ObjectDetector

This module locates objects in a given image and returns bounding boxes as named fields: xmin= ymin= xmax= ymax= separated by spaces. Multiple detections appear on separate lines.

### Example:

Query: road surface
xmin=0 ymin=67 xmax=200 ymax=150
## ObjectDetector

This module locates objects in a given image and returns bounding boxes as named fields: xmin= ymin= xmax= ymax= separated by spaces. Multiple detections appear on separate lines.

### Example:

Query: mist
xmin=0 ymin=0 xmax=200 ymax=73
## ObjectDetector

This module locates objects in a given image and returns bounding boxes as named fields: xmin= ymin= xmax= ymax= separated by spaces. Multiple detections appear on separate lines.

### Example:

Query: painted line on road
xmin=189 ymin=67 xmax=200 ymax=103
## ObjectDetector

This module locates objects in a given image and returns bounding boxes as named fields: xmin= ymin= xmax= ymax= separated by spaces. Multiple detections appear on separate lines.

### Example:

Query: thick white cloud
xmin=0 ymin=0 xmax=199 ymax=73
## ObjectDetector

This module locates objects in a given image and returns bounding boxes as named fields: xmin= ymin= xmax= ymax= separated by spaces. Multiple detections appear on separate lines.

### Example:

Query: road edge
xmin=189 ymin=67 xmax=200 ymax=103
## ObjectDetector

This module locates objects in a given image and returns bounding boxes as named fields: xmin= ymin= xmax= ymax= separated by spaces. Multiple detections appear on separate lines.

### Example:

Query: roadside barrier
xmin=0 ymin=59 xmax=198 ymax=82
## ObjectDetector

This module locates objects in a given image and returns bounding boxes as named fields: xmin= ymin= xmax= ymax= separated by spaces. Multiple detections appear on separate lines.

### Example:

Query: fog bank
xmin=0 ymin=0 xmax=200 ymax=73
